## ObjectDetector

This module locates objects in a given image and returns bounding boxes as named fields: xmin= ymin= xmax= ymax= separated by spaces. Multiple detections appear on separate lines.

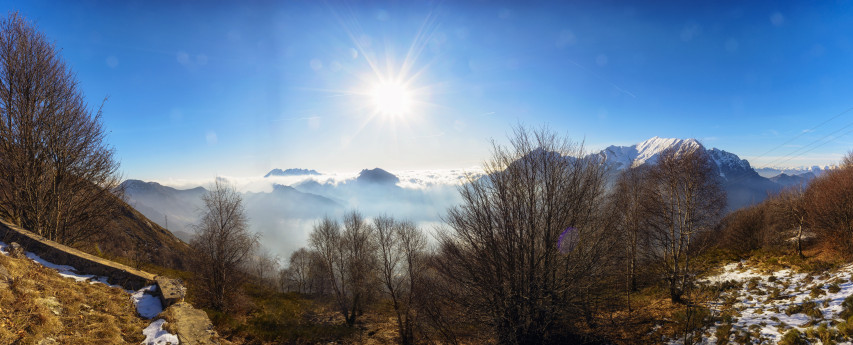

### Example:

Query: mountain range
xmin=597 ymin=137 xmax=814 ymax=209
xmin=122 ymin=137 xmax=828 ymax=255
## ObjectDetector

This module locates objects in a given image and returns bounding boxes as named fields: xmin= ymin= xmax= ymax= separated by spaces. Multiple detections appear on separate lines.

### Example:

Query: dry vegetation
xmin=0 ymin=250 xmax=147 ymax=344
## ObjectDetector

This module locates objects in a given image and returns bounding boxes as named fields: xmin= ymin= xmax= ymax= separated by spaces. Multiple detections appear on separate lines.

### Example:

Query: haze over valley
xmin=124 ymin=136 xmax=834 ymax=259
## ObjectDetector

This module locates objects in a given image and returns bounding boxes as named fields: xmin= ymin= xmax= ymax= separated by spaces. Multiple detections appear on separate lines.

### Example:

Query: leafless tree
xmin=282 ymin=247 xmax=312 ymax=294
xmin=644 ymin=146 xmax=725 ymax=303
xmin=435 ymin=126 xmax=616 ymax=344
xmin=309 ymin=211 xmax=377 ymax=326
xmin=189 ymin=179 xmax=259 ymax=311
xmin=610 ymin=166 xmax=652 ymax=308
xmin=804 ymin=159 xmax=853 ymax=253
xmin=771 ymin=186 xmax=807 ymax=257
xmin=374 ymin=215 xmax=427 ymax=345
xmin=0 ymin=13 xmax=123 ymax=246
xmin=249 ymin=248 xmax=280 ymax=289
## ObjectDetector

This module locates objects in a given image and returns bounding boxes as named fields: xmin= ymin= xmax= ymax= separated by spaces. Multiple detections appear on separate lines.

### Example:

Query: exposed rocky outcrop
xmin=161 ymin=302 xmax=230 ymax=345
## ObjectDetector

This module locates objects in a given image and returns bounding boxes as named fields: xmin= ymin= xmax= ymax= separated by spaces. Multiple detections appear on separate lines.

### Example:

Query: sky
xmin=4 ymin=0 xmax=853 ymax=181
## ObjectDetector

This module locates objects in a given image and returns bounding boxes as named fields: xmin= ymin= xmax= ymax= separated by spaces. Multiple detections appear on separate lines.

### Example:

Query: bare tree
xmin=375 ymin=215 xmax=427 ymax=345
xmin=804 ymin=160 xmax=853 ymax=253
xmin=189 ymin=179 xmax=259 ymax=311
xmin=435 ymin=126 xmax=615 ymax=344
xmin=771 ymin=186 xmax=807 ymax=257
xmin=0 ymin=13 xmax=123 ymax=246
xmin=610 ymin=166 xmax=652 ymax=308
xmin=282 ymin=247 xmax=312 ymax=294
xmin=249 ymin=248 xmax=280 ymax=289
xmin=309 ymin=211 xmax=377 ymax=326
xmin=644 ymin=146 xmax=725 ymax=303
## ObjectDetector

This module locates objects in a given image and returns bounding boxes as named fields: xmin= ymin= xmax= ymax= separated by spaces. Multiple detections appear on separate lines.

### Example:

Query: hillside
xmin=653 ymin=256 xmax=853 ymax=345
xmin=120 ymin=179 xmax=207 ymax=242
xmin=0 ymin=243 xmax=148 ymax=344
xmin=91 ymin=191 xmax=192 ymax=270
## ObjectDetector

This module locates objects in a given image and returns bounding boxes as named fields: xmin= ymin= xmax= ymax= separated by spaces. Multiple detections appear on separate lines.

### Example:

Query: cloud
xmin=142 ymin=168 xmax=483 ymax=258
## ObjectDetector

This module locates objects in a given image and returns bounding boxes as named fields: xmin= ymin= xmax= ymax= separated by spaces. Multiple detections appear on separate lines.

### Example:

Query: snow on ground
xmin=133 ymin=285 xmax=165 ymax=319
xmin=141 ymin=319 xmax=179 ymax=345
xmin=668 ymin=261 xmax=853 ymax=344
xmin=0 ymin=240 xmax=175 ymax=341
xmin=25 ymin=251 xmax=97 ymax=282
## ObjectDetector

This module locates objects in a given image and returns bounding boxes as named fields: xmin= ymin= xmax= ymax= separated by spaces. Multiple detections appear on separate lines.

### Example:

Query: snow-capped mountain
xmin=598 ymin=137 xmax=703 ymax=170
xmin=596 ymin=137 xmax=784 ymax=210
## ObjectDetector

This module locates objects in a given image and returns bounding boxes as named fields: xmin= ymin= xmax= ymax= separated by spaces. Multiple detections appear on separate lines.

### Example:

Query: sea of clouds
xmin=140 ymin=168 xmax=483 ymax=261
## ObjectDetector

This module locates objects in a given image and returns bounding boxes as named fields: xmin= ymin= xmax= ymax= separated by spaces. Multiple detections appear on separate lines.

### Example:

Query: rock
xmin=36 ymin=296 xmax=62 ymax=315
xmin=37 ymin=338 xmax=57 ymax=345
xmin=161 ymin=302 xmax=228 ymax=345
xmin=155 ymin=276 xmax=186 ymax=307
xmin=8 ymin=242 xmax=24 ymax=258
xmin=0 ymin=264 xmax=11 ymax=289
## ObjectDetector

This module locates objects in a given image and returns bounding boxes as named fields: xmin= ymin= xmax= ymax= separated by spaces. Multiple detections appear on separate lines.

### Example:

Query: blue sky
xmin=4 ymin=0 xmax=853 ymax=180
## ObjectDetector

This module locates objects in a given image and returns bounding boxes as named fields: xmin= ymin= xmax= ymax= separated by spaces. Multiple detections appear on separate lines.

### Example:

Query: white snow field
xmin=668 ymin=261 xmax=853 ymax=345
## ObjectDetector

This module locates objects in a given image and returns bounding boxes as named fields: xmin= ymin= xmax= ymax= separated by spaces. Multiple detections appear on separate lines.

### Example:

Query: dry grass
xmin=0 ymin=251 xmax=146 ymax=344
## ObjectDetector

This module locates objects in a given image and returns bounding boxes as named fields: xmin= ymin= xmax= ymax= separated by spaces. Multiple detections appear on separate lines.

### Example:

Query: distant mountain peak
xmin=264 ymin=168 xmax=321 ymax=178
xmin=356 ymin=168 xmax=400 ymax=185
xmin=599 ymin=136 xmax=704 ymax=170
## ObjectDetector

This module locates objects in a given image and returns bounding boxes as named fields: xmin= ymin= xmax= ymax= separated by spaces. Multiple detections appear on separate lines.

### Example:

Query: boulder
xmin=8 ymin=242 xmax=24 ymax=258
xmin=161 ymin=302 xmax=228 ymax=345
xmin=155 ymin=276 xmax=186 ymax=307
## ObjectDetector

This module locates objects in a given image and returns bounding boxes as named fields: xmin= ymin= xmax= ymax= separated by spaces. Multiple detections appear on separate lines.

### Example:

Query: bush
xmin=804 ymin=163 xmax=853 ymax=254
xmin=829 ymin=283 xmax=841 ymax=294
xmin=778 ymin=329 xmax=808 ymax=345
xmin=810 ymin=285 xmax=826 ymax=299
xmin=714 ymin=323 xmax=732 ymax=345
xmin=786 ymin=300 xmax=823 ymax=319
xmin=841 ymin=295 xmax=853 ymax=320
xmin=673 ymin=305 xmax=712 ymax=334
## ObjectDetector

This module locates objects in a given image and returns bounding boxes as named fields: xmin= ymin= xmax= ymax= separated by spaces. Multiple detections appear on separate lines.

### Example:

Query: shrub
xmin=786 ymin=300 xmax=823 ymax=319
xmin=673 ymin=305 xmax=712 ymax=334
xmin=714 ymin=323 xmax=732 ymax=345
xmin=829 ymin=283 xmax=841 ymax=294
xmin=810 ymin=285 xmax=826 ymax=299
xmin=778 ymin=329 xmax=808 ymax=345
xmin=841 ymin=295 xmax=853 ymax=320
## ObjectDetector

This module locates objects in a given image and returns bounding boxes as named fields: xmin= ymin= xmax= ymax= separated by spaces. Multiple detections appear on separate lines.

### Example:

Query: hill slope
xmin=0 ymin=245 xmax=148 ymax=344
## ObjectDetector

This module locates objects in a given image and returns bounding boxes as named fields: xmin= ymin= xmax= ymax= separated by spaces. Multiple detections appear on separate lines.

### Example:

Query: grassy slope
xmin=84 ymin=194 xmax=192 ymax=271
xmin=0 ymin=250 xmax=147 ymax=344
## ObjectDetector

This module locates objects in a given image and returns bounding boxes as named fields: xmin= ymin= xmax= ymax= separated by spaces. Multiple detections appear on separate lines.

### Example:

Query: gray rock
xmin=0 ymin=264 xmax=11 ymax=289
xmin=8 ymin=242 xmax=24 ymax=258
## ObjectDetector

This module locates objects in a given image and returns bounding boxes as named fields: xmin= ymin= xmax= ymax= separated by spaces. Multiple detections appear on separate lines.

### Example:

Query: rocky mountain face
xmin=595 ymin=137 xmax=794 ymax=210
xmin=264 ymin=168 xmax=321 ymax=177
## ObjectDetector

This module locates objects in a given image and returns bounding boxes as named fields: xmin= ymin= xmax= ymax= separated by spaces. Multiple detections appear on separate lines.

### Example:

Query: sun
xmin=369 ymin=80 xmax=412 ymax=117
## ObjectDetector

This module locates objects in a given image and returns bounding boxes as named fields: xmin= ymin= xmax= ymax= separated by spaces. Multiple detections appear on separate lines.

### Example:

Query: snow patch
xmin=132 ymin=285 xmax=164 ymax=319
xmin=141 ymin=319 xmax=179 ymax=345
xmin=668 ymin=261 xmax=853 ymax=344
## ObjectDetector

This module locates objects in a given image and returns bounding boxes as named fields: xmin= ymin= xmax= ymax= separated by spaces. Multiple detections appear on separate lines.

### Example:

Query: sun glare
xmin=370 ymin=81 xmax=412 ymax=116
